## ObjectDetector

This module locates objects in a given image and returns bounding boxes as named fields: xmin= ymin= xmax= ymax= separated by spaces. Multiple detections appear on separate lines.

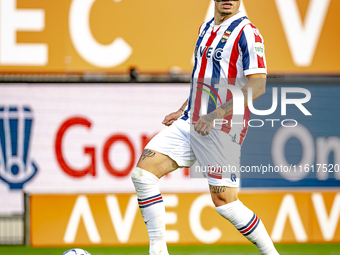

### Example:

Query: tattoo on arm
xmin=210 ymin=186 xmax=227 ymax=194
xmin=220 ymin=100 xmax=233 ymax=118
xmin=141 ymin=149 xmax=156 ymax=160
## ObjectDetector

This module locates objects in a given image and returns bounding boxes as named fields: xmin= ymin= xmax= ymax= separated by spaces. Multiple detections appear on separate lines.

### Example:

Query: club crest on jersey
xmin=221 ymin=30 xmax=231 ymax=43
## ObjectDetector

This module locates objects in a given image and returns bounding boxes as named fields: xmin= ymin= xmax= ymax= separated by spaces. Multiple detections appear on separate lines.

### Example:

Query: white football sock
xmin=215 ymin=200 xmax=279 ymax=255
xmin=131 ymin=167 xmax=169 ymax=255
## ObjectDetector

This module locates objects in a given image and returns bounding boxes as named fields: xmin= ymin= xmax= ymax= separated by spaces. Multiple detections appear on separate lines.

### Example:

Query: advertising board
xmin=0 ymin=0 xmax=339 ymax=74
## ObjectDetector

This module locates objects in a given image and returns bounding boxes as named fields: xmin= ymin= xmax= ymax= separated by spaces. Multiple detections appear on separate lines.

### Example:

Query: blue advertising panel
xmin=241 ymin=84 xmax=340 ymax=188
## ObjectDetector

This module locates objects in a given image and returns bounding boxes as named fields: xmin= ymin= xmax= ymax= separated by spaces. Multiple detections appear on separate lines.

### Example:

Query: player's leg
xmin=190 ymin=128 xmax=279 ymax=255
xmin=131 ymin=150 xmax=178 ymax=255
xmin=210 ymin=186 xmax=280 ymax=255
xmin=131 ymin=120 xmax=194 ymax=255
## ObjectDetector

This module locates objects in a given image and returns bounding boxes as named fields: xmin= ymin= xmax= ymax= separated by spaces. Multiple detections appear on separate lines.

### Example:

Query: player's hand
xmin=162 ymin=110 xmax=183 ymax=126
xmin=194 ymin=111 xmax=220 ymax=136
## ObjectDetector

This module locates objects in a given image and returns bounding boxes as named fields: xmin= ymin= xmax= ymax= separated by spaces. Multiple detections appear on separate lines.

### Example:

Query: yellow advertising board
xmin=0 ymin=0 xmax=339 ymax=74
xmin=30 ymin=191 xmax=340 ymax=247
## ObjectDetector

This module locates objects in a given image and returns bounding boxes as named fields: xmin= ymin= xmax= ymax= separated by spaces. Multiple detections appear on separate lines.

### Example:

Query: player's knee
xmin=210 ymin=186 xmax=238 ymax=207
xmin=131 ymin=167 xmax=144 ymax=186
xmin=212 ymin=194 xmax=229 ymax=207
xmin=131 ymin=167 xmax=159 ymax=192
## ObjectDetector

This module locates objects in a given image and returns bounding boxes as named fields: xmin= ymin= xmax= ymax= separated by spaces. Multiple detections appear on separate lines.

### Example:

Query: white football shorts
xmin=145 ymin=119 xmax=241 ymax=187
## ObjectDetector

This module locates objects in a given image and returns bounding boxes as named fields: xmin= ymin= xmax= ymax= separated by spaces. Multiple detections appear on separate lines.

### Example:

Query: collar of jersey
xmin=212 ymin=11 xmax=246 ymax=28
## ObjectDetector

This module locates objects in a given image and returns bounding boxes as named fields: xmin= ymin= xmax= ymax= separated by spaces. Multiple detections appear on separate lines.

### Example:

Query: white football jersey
xmin=182 ymin=11 xmax=267 ymax=144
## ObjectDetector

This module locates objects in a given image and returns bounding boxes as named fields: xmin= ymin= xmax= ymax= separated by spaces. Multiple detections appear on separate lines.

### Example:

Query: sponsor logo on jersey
xmin=0 ymin=106 xmax=38 ymax=190
xmin=254 ymin=42 xmax=265 ymax=58
xmin=198 ymin=46 xmax=223 ymax=61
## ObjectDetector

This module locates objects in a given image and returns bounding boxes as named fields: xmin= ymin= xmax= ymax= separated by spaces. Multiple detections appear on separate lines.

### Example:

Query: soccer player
xmin=131 ymin=0 xmax=280 ymax=254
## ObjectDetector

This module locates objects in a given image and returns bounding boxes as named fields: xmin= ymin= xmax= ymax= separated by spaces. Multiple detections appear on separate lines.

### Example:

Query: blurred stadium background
xmin=1 ymin=0 xmax=340 ymax=254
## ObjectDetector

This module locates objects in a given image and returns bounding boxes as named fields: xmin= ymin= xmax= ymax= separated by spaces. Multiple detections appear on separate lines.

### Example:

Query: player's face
xmin=214 ymin=0 xmax=241 ymax=18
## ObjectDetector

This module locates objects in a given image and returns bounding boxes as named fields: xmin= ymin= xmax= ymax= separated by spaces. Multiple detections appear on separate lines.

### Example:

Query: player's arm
xmin=162 ymin=98 xmax=188 ymax=126
xmin=216 ymin=73 xmax=266 ymax=118
xmin=194 ymin=73 xmax=266 ymax=136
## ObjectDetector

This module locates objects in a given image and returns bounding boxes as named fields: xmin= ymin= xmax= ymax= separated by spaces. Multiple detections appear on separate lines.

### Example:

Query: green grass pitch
xmin=1 ymin=244 xmax=340 ymax=255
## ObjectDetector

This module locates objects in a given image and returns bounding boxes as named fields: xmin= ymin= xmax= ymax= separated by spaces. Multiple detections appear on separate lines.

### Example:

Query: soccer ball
xmin=62 ymin=248 xmax=91 ymax=255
